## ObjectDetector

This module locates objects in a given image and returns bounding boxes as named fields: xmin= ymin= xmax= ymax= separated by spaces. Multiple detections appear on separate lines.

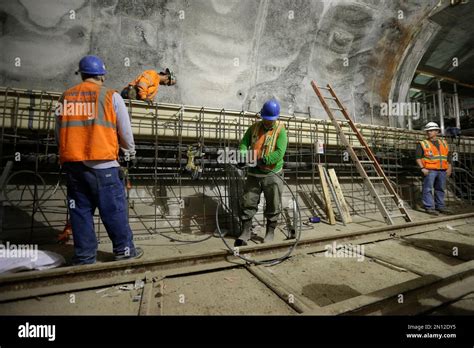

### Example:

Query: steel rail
xmin=0 ymin=212 xmax=473 ymax=303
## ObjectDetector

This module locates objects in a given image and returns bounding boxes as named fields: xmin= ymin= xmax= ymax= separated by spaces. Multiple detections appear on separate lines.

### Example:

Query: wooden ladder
xmin=311 ymin=81 xmax=413 ymax=225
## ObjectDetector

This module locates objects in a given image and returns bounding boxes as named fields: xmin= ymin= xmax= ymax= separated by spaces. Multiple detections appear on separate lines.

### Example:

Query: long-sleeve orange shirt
xmin=129 ymin=70 xmax=160 ymax=100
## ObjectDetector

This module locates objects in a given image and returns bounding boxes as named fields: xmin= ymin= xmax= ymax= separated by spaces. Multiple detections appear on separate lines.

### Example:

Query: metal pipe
xmin=437 ymin=80 xmax=445 ymax=135
xmin=422 ymin=93 xmax=427 ymax=124
xmin=453 ymin=83 xmax=461 ymax=129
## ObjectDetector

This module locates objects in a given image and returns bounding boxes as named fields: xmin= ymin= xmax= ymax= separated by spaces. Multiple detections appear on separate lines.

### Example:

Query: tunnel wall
xmin=0 ymin=0 xmax=440 ymax=125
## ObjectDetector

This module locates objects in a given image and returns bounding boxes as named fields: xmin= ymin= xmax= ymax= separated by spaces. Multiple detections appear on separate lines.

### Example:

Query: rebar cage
xmin=1 ymin=87 xmax=473 ymax=244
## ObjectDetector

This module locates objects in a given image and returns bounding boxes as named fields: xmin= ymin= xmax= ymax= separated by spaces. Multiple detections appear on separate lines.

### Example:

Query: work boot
xmin=264 ymin=220 xmax=278 ymax=243
xmin=234 ymin=220 xmax=252 ymax=247
xmin=425 ymin=209 xmax=439 ymax=216
xmin=436 ymin=207 xmax=451 ymax=214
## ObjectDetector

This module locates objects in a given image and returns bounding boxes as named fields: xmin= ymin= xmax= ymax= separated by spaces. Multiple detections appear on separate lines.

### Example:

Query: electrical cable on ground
xmin=214 ymin=163 xmax=302 ymax=266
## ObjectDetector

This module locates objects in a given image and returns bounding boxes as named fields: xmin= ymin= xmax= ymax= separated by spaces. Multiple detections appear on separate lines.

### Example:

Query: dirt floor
xmin=27 ymin=205 xmax=474 ymax=266
xmin=1 ymin=206 xmax=473 ymax=315
xmin=160 ymin=268 xmax=296 ymax=315
xmin=262 ymin=253 xmax=419 ymax=307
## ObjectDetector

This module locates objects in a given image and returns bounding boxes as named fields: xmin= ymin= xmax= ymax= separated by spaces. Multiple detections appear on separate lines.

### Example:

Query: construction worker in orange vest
xmin=55 ymin=55 xmax=143 ymax=265
xmin=416 ymin=122 xmax=452 ymax=216
xmin=235 ymin=99 xmax=288 ymax=247
xmin=121 ymin=68 xmax=176 ymax=104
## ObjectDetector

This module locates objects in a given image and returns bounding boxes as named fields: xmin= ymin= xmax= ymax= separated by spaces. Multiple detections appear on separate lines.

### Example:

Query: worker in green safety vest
xmin=235 ymin=99 xmax=288 ymax=246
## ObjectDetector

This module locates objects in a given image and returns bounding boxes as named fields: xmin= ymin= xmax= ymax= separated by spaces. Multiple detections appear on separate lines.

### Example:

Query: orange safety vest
xmin=250 ymin=121 xmax=285 ymax=171
xmin=128 ymin=70 xmax=160 ymax=100
xmin=57 ymin=81 xmax=119 ymax=164
xmin=419 ymin=138 xmax=449 ymax=170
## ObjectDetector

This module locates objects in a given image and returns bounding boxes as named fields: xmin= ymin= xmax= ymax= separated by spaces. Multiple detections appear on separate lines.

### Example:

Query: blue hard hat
xmin=78 ymin=55 xmax=107 ymax=75
xmin=260 ymin=99 xmax=280 ymax=121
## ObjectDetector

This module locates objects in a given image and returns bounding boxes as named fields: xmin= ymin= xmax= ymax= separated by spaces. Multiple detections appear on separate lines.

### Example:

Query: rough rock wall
xmin=0 ymin=0 xmax=440 ymax=125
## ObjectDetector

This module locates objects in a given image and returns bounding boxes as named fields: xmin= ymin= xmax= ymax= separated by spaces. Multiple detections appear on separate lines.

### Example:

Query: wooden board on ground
xmin=317 ymin=164 xmax=336 ymax=225
xmin=328 ymin=168 xmax=352 ymax=223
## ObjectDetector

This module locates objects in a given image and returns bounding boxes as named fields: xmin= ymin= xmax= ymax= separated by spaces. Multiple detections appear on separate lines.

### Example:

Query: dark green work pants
xmin=240 ymin=171 xmax=284 ymax=223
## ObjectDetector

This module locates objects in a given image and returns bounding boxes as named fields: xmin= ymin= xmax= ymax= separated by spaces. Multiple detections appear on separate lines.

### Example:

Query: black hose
xmin=214 ymin=163 xmax=302 ymax=266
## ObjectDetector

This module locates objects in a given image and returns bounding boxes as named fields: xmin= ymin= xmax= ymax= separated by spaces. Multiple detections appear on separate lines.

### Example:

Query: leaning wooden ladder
xmin=311 ymin=81 xmax=413 ymax=225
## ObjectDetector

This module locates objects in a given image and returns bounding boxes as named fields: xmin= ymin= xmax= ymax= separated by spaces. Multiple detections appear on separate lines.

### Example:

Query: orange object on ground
xmin=58 ymin=222 xmax=73 ymax=244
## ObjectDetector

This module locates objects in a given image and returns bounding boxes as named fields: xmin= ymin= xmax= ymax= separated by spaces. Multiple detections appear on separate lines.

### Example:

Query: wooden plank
xmin=138 ymin=271 xmax=154 ymax=316
xmin=327 ymin=168 xmax=352 ymax=223
xmin=246 ymin=265 xmax=317 ymax=313
xmin=317 ymin=164 xmax=336 ymax=225
xmin=323 ymin=168 xmax=346 ymax=225
xmin=158 ymin=280 xmax=164 ymax=315
xmin=306 ymin=260 xmax=474 ymax=315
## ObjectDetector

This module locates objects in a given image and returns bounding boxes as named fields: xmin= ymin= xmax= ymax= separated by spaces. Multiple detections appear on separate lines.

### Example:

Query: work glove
xmin=121 ymin=153 xmax=137 ymax=168
xmin=128 ymin=155 xmax=138 ymax=169
xmin=144 ymin=98 xmax=154 ymax=105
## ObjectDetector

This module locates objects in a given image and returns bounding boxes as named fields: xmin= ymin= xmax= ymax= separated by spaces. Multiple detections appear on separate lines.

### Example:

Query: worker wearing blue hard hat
xmin=57 ymin=54 xmax=143 ymax=265
xmin=260 ymin=99 xmax=281 ymax=121
xmin=235 ymin=99 xmax=288 ymax=246
xmin=76 ymin=55 xmax=107 ymax=76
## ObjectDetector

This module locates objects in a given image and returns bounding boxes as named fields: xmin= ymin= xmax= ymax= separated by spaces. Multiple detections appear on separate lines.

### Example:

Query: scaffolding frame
xmin=0 ymin=87 xmax=473 ymax=243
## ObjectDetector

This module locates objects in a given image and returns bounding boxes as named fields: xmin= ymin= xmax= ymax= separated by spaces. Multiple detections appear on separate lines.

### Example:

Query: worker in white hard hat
xmin=416 ymin=122 xmax=452 ymax=215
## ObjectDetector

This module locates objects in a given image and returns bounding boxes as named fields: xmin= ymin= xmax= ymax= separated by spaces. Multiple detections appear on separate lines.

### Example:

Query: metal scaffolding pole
xmin=453 ymin=83 xmax=461 ymax=129
xmin=422 ymin=93 xmax=428 ymax=124
xmin=437 ymin=79 xmax=445 ymax=135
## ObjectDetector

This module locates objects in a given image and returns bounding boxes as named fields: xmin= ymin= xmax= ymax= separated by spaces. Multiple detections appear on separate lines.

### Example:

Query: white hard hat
xmin=424 ymin=122 xmax=440 ymax=131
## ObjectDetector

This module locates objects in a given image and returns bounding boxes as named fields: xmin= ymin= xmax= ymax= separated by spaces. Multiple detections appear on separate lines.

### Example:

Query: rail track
xmin=0 ymin=212 xmax=473 ymax=315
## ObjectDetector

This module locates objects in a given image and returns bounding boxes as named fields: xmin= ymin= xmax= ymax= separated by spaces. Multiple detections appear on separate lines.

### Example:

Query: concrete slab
xmin=260 ymin=253 xmax=419 ymax=307
xmin=364 ymin=239 xmax=464 ymax=276
xmin=404 ymin=227 xmax=474 ymax=261
xmin=160 ymin=268 xmax=296 ymax=315
xmin=0 ymin=284 xmax=142 ymax=315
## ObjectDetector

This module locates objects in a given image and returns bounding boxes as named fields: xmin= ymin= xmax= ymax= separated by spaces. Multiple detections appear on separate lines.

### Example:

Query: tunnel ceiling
xmin=413 ymin=1 xmax=474 ymax=97
xmin=0 ymin=0 xmax=444 ymax=125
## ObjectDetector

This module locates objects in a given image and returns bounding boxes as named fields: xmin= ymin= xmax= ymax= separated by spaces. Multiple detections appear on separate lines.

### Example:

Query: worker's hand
xmin=421 ymin=168 xmax=430 ymax=176
xmin=129 ymin=156 xmax=138 ymax=169
xmin=145 ymin=98 xmax=153 ymax=105
xmin=122 ymin=154 xmax=137 ymax=168
xmin=257 ymin=157 xmax=266 ymax=167
xmin=447 ymin=167 xmax=452 ymax=177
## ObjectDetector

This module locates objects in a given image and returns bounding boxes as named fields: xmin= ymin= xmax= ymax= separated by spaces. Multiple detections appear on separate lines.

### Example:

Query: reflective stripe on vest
xmin=57 ymin=87 xmax=116 ymax=129
xmin=420 ymin=139 xmax=449 ymax=170
xmin=250 ymin=121 xmax=284 ymax=171
xmin=58 ymin=82 xmax=119 ymax=164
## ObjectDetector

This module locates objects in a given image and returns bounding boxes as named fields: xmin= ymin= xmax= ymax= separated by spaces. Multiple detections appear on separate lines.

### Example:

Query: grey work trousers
xmin=240 ymin=172 xmax=284 ymax=223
